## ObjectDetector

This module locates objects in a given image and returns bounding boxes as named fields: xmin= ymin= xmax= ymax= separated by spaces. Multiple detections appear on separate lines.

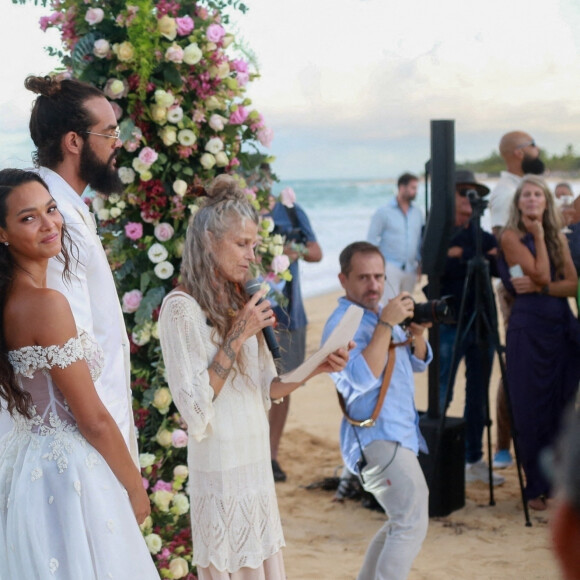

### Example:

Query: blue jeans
xmin=438 ymin=323 xmax=494 ymax=464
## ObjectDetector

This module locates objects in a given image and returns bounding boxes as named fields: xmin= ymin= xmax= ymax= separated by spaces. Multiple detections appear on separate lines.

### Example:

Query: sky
xmin=2 ymin=0 xmax=580 ymax=179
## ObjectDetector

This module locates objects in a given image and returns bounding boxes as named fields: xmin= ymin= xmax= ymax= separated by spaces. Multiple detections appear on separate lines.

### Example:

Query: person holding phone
xmin=498 ymin=175 xmax=580 ymax=511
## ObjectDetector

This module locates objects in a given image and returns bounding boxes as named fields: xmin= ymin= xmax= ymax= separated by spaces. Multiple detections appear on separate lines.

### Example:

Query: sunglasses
xmin=515 ymin=140 xmax=536 ymax=150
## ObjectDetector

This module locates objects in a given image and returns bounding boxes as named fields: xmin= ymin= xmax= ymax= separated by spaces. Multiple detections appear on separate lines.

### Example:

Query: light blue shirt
xmin=367 ymin=198 xmax=424 ymax=271
xmin=322 ymin=297 xmax=431 ymax=474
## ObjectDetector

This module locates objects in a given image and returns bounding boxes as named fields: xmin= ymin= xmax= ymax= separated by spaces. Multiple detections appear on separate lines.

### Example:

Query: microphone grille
xmin=244 ymin=278 xmax=262 ymax=296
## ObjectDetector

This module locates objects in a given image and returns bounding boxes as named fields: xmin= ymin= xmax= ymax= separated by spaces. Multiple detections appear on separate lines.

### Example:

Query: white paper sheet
xmin=279 ymin=304 xmax=364 ymax=384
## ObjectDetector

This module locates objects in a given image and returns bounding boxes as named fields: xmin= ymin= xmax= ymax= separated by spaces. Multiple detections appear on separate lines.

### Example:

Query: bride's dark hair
xmin=0 ymin=168 xmax=75 ymax=418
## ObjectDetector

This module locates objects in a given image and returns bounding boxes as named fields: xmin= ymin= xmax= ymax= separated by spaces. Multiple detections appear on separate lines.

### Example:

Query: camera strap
xmin=336 ymin=337 xmax=412 ymax=428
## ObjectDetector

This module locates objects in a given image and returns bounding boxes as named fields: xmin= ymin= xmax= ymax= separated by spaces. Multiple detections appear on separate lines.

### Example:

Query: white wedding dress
xmin=0 ymin=330 xmax=159 ymax=580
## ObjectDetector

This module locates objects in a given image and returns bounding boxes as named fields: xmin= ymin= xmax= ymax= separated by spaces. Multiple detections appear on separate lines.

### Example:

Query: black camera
xmin=401 ymin=295 xmax=455 ymax=328
xmin=273 ymin=225 xmax=308 ymax=245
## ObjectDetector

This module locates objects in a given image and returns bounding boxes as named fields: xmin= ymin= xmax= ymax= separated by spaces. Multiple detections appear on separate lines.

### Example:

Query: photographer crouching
xmin=322 ymin=241 xmax=432 ymax=580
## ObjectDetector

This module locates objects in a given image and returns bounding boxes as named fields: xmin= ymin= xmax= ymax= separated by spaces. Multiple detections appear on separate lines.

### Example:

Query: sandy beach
xmin=275 ymin=288 xmax=561 ymax=580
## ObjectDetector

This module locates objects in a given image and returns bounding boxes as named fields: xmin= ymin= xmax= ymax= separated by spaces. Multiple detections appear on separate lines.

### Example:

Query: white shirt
xmin=39 ymin=168 xmax=138 ymax=465
xmin=489 ymin=171 xmax=523 ymax=229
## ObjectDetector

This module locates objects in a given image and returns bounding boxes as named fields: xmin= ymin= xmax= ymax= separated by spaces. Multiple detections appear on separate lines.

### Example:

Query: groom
xmin=13 ymin=75 xmax=138 ymax=464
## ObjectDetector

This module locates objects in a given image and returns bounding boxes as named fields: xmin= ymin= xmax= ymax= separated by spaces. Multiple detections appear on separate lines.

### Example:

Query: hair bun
xmin=205 ymin=174 xmax=246 ymax=204
xmin=24 ymin=75 xmax=60 ymax=98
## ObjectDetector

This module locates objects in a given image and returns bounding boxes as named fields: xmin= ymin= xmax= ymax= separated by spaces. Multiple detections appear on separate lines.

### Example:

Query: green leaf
xmin=135 ymin=286 xmax=166 ymax=326
xmin=163 ymin=64 xmax=183 ymax=88
xmin=71 ymin=33 xmax=98 ymax=76
xmin=140 ymin=271 xmax=152 ymax=294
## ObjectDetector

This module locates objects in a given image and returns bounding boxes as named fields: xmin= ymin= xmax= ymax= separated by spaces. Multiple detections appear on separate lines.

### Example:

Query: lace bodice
xmin=6 ymin=329 xmax=104 ymax=433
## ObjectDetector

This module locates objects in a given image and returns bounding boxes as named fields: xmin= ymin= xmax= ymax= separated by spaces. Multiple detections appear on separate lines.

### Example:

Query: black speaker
xmin=421 ymin=120 xmax=455 ymax=277
xmin=418 ymin=415 xmax=465 ymax=517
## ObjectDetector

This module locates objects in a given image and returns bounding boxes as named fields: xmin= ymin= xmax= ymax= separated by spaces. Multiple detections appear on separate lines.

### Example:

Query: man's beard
xmin=79 ymin=142 xmax=123 ymax=195
xmin=521 ymin=154 xmax=545 ymax=175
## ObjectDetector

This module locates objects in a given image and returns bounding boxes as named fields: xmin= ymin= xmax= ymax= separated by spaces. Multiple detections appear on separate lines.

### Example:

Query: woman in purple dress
xmin=498 ymin=175 xmax=580 ymax=511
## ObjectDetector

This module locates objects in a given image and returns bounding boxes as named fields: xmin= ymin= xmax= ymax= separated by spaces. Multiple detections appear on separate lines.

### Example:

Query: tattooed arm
xmin=207 ymin=288 xmax=275 ymax=399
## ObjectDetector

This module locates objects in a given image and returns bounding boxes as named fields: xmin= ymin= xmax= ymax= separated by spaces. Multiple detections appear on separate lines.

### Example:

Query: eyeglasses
xmin=457 ymin=188 xmax=477 ymax=197
xmin=82 ymin=127 xmax=121 ymax=141
xmin=515 ymin=140 xmax=536 ymax=150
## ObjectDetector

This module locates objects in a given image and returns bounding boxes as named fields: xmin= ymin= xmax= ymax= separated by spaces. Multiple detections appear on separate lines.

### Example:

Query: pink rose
xmin=85 ymin=7 xmax=104 ymax=26
xmin=151 ymin=479 xmax=173 ymax=492
xmin=154 ymin=222 xmax=175 ymax=242
xmin=165 ymin=45 xmax=184 ymax=63
xmin=280 ymin=187 xmax=296 ymax=208
xmin=229 ymin=106 xmax=248 ymax=125
xmin=124 ymin=222 xmax=143 ymax=240
xmin=171 ymin=429 xmax=188 ymax=448
xmin=271 ymin=254 xmax=290 ymax=274
xmin=122 ymin=289 xmax=143 ymax=313
xmin=231 ymin=59 xmax=248 ymax=73
xmin=236 ymin=72 xmax=250 ymax=86
xmin=206 ymin=23 xmax=225 ymax=43
xmin=138 ymin=147 xmax=158 ymax=166
xmin=142 ymin=477 xmax=149 ymax=490
xmin=257 ymin=127 xmax=274 ymax=148
xmin=176 ymin=16 xmax=194 ymax=36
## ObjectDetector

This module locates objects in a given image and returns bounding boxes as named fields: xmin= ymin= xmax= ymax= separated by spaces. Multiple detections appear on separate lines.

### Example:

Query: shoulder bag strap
xmin=336 ymin=337 xmax=412 ymax=428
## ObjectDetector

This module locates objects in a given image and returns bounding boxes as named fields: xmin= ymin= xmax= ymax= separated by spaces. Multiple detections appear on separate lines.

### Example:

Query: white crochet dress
xmin=159 ymin=292 xmax=286 ymax=579
xmin=0 ymin=330 xmax=159 ymax=580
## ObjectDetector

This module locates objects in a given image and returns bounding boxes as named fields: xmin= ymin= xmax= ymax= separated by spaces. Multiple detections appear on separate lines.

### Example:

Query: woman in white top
xmin=0 ymin=169 xmax=159 ymax=579
xmin=158 ymin=175 xmax=350 ymax=579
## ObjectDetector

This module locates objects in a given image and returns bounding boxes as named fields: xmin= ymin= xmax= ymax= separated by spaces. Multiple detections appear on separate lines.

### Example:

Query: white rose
xmin=115 ymin=41 xmax=134 ymax=62
xmin=177 ymin=129 xmax=196 ymax=146
xmin=151 ymin=322 xmax=159 ymax=340
xmin=156 ymin=428 xmax=173 ymax=447
xmin=158 ymin=14 xmax=177 ymax=40
xmin=109 ymin=194 xmax=120 ymax=204
xmin=167 ymin=106 xmax=184 ymax=124
xmin=160 ymin=126 xmax=177 ymax=146
xmin=200 ymin=153 xmax=216 ymax=170
xmin=215 ymin=151 xmax=229 ymax=167
xmin=154 ymin=89 xmax=175 ymax=108
xmin=172 ymin=179 xmax=187 ymax=197
xmin=96 ymin=208 xmax=110 ymax=221
xmin=183 ymin=43 xmax=202 ymax=66
xmin=205 ymin=137 xmax=224 ymax=155
xmin=172 ymin=493 xmax=190 ymax=516
xmin=131 ymin=326 xmax=151 ymax=346
xmin=189 ymin=204 xmax=200 ymax=217
xmin=139 ymin=516 xmax=153 ymax=534
xmin=147 ymin=243 xmax=168 ymax=264
xmin=118 ymin=167 xmax=135 ymax=184
xmin=173 ymin=464 xmax=189 ymax=479
xmin=205 ymin=96 xmax=221 ymax=111
xmin=151 ymin=490 xmax=173 ymax=512
xmin=132 ymin=157 xmax=149 ymax=174
xmin=150 ymin=104 xmax=167 ymax=124
xmin=154 ymin=261 xmax=175 ymax=280
xmin=117 ymin=201 xmax=126 ymax=210
xmin=93 ymin=39 xmax=110 ymax=58
xmin=139 ymin=170 xmax=153 ymax=182
xmin=222 ymin=33 xmax=234 ymax=48
xmin=139 ymin=453 xmax=156 ymax=468
xmin=109 ymin=207 xmax=122 ymax=219
xmin=168 ymin=557 xmax=189 ymax=579
xmin=152 ymin=387 xmax=172 ymax=412
xmin=208 ymin=114 xmax=226 ymax=132
xmin=145 ymin=533 xmax=162 ymax=554
xmin=92 ymin=196 xmax=105 ymax=212
xmin=213 ymin=61 xmax=230 ymax=79
xmin=174 ymin=238 xmax=185 ymax=258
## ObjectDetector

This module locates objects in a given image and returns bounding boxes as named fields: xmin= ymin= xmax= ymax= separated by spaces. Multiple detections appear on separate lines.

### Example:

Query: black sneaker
xmin=271 ymin=459 xmax=287 ymax=482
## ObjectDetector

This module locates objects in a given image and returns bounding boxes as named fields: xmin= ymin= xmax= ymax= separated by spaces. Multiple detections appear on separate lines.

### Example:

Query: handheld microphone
xmin=244 ymin=278 xmax=281 ymax=359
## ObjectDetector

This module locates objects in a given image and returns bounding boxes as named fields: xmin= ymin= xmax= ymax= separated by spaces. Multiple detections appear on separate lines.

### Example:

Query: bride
xmin=0 ymin=169 xmax=159 ymax=579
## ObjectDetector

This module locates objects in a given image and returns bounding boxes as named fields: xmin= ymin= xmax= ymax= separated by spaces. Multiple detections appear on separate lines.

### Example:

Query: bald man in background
xmin=488 ymin=130 xmax=545 ymax=470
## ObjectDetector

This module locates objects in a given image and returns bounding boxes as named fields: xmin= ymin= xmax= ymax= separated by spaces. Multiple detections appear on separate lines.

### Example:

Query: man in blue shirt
xmin=367 ymin=173 xmax=424 ymax=302
xmin=322 ymin=241 xmax=431 ymax=580
xmin=269 ymin=199 xmax=322 ymax=482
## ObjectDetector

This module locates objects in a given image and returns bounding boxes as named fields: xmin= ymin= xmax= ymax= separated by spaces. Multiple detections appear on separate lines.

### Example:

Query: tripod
xmin=433 ymin=192 xmax=531 ymax=526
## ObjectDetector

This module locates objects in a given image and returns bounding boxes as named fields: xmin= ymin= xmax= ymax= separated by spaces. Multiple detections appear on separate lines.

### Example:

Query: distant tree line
xmin=460 ymin=144 xmax=580 ymax=176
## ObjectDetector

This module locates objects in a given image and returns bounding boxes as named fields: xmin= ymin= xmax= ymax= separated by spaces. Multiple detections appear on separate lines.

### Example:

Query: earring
xmin=2 ymin=242 xmax=7 ymax=246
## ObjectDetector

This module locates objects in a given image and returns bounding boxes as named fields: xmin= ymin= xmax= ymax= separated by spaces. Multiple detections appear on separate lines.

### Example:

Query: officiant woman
xmin=158 ymin=174 xmax=351 ymax=580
